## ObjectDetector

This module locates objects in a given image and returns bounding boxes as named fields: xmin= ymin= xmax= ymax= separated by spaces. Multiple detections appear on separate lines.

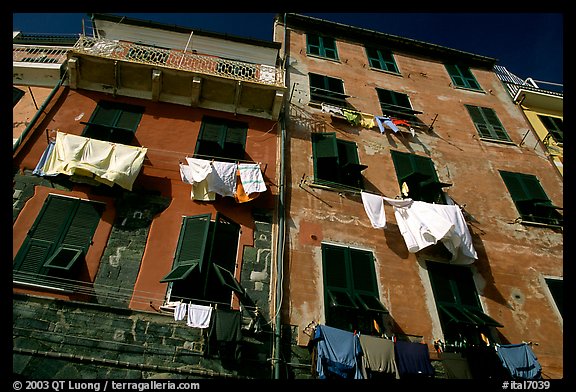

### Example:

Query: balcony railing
xmin=71 ymin=36 xmax=284 ymax=88
xmin=13 ymin=44 xmax=71 ymax=65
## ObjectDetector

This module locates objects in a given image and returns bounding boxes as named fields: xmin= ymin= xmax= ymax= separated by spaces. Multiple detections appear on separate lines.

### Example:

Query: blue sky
xmin=13 ymin=12 xmax=563 ymax=86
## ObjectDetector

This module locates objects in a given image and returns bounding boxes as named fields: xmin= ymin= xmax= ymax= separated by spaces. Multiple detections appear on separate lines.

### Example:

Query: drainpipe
xmin=273 ymin=13 xmax=288 ymax=380
xmin=13 ymin=70 xmax=67 ymax=153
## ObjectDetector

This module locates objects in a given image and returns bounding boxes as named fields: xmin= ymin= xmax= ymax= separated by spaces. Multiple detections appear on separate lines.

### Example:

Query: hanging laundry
xmin=174 ymin=302 xmax=187 ymax=322
xmin=42 ymin=131 xmax=147 ymax=191
xmin=394 ymin=340 xmax=435 ymax=378
xmin=207 ymin=308 xmax=243 ymax=362
xmin=313 ymin=324 xmax=364 ymax=379
xmin=238 ymin=163 xmax=267 ymax=194
xmin=321 ymin=102 xmax=344 ymax=116
xmin=440 ymin=352 xmax=473 ymax=379
xmin=207 ymin=161 xmax=238 ymax=197
xmin=343 ymin=109 xmax=362 ymax=126
xmin=496 ymin=343 xmax=542 ymax=380
xmin=392 ymin=118 xmax=416 ymax=137
xmin=358 ymin=334 xmax=400 ymax=379
xmin=180 ymin=162 xmax=216 ymax=201
xmin=186 ymin=303 xmax=213 ymax=329
xmin=185 ymin=157 xmax=213 ymax=183
xmin=33 ymin=140 xmax=57 ymax=177
xmin=234 ymin=170 xmax=260 ymax=203
xmin=392 ymin=201 xmax=477 ymax=264
xmin=360 ymin=113 xmax=375 ymax=129
xmin=374 ymin=116 xmax=399 ymax=134
xmin=361 ymin=191 xmax=387 ymax=229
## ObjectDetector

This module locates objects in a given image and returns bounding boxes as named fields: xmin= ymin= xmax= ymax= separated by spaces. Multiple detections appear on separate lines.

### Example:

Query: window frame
xmin=499 ymin=170 xmax=563 ymax=227
xmin=81 ymin=100 xmax=144 ymax=144
xmin=427 ymin=261 xmax=502 ymax=350
xmin=193 ymin=116 xmax=248 ymax=162
xmin=544 ymin=277 xmax=563 ymax=318
xmin=465 ymin=105 xmax=512 ymax=143
xmin=308 ymin=73 xmax=348 ymax=107
xmin=376 ymin=88 xmax=422 ymax=120
xmin=311 ymin=132 xmax=367 ymax=190
xmin=322 ymin=243 xmax=387 ymax=335
xmin=306 ymin=33 xmax=339 ymax=60
xmin=162 ymin=212 xmax=243 ymax=307
xmin=537 ymin=115 xmax=563 ymax=144
xmin=445 ymin=64 xmax=482 ymax=91
xmin=390 ymin=150 xmax=449 ymax=204
xmin=13 ymin=194 xmax=104 ymax=286
xmin=365 ymin=46 xmax=399 ymax=74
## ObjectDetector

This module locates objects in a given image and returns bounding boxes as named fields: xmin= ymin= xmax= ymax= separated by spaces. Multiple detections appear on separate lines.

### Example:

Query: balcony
xmin=13 ymin=44 xmax=71 ymax=87
xmin=67 ymin=36 xmax=286 ymax=120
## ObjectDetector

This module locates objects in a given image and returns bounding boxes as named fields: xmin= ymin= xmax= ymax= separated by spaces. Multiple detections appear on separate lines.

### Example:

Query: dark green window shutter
xmin=208 ymin=213 xmax=241 ymax=274
xmin=465 ymin=105 xmax=511 ymax=142
xmin=499 ymin=171 xmax=562 ymax=226
xmin=195 ymin=117 xmax=247 ymax=161
xmin=306 ymin=33 xmax=338 ymax=60
xmin=322 ymin=244 xmax=387 ymax=333
xmin=391 ymin=150 xmax=445 ymax=203
xmin=309 ymin=73 xmax=347 ymax=106
xmin=545 ymin=278 xmax=563 ymax=317
xmin=427 ymin=261 xmax=502 ymax=345
xmin=311 ymin=133 xmax=365 ymax=189
xmin=13 ymin=87 xmax=25 ymax=106
xmin=538 ymin=115 xmax=563 ymax=144
xmin=82 ymin=101 xmax=143 ymax=144
xmin=445 ymin=64 xmax=481 ymax=90
xmin=366 ymin=47 xmax=399 ymax=73
xmin=14 ymin=195 xmax=103 ymax=281
xmin=175 ymin=214 xmax=211 ymax=272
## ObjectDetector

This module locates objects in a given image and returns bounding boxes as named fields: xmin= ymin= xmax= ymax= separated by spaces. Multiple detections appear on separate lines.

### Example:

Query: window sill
xmin=306 ymin=53 xmax=341 ymax=63
xmin=453 ymin=85 xmax=485 ymax=94
xmin=13 ymin=279 xmax=74 ymax=294
xmin=307 ymin=181 xmax=362 ymax=195
xmin=368 ymin=66 xmax=402 ymax=77
xmin=519 ymin=219 xmax=563 ymax=230
xmin=479 ymin=137 xmax=516 ymax=146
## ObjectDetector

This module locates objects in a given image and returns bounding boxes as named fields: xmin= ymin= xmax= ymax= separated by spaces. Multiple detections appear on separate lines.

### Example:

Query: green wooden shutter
xmin=195 ymin=118 xmax=225 ymax=159
xmin=311 ymin=132 xmax=339 ymax=185
xmin=14 ymin=195 xmax=103 ymax=280
xmin=445 ymin=64 xmax=465 ymax=87
xmin=223 ymin=122 xmax=247 ymax=160
xmin=161 ymin=214 xmax=211 ymax=284
xmin=465 ymin=105 xmax=511 ymax=141
xmin=306 ymin=33 xmax=321 ymax=56
xmin=446 ymin=64 xmax=480 ymax=90
xmin=323 ymin=244 xmax=357 ymax=309
xmin=83 ymin=101 xmax=143 ymax=143
xmin=538 ymin=115 xmax=563 ymax=143
xmin=322 ymin=36 xmax=338 ymax=60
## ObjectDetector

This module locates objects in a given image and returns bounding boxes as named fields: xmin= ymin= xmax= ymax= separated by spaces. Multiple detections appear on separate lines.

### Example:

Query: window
xmin=390 ymin=150 xmax=450 ymax=204
xmin=322 ymin=243 xmax=387 ymax=335
xmin=445 ymin=64 xmax=482 ymax=90
xmin=538 ymin=115 xmax=563 ymax=144
xmin=194 ymin=116 xmax=248 ymax=161
xmin=499 ymin=170 xmax=563 ymax=227
xmin=465 ymin=105 xmax=512 ymax=142
xmin=376 ymin=88 xmax=422 ymax=120
xmin=309 ymin=73 xmax=348 ymax=107
xmin=82 ymin=100 xmax=144 ymax=144
xmin=161 ymin=213 xmax=244 ymax=307
xmin=427 ymin=261 xmax=502 ymax=350
xmin=544 ymin=278 xmax=563 ymax=318
xmin=306 ymin=33 xmax=338 ymax=60
xmin=13 ymin=87 xmax=25 ymax=106
xmin=311 ymin=132 xmax=367 ymax=190
xmin=13 ymin=194 xmax=104 ymax=286
xmin=365 ymin=47 xmax=399 ymax=73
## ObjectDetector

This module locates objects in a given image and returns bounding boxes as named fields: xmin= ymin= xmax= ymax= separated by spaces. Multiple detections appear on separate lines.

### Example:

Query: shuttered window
xmin=13 ymin=194 xmax=104 ymax=285
xmin=82 ymin=100 xmax=144 ymax=144
xmin=194 ymin=116 xmax=247 ymax=161
xmin=376 ymin=88 xmax=422 ymax=121
xmin=499 ymin=170 xmax=563 ymax=227
xmin=465 ymin=105 xmax=512 ymax=142
xmin=390 ymin=150 xmax=449 ymax=204
xmin=427 ymin=261 xmax=502 ymax=348
xmin=366 ymin=47 xmax=399 ymax=73
xmin=306 ymin=33 xmax=338 ymax=60
xmin=311 ymin=132 xmax=366 ymax=190
xmin=162 ymin=213 xmax=243 ymax=306
xmin=445 ymin=64 xmax=482 ymax=90
xmin=309 ymin=73 xmax=348 ymax=106
xmin=538 ymin=115 xmax=563 ymax=144
xmin=545 ymin=278 xmax=563 ymax=317
xmin=322 ymin=243 xmax=387 ymax=335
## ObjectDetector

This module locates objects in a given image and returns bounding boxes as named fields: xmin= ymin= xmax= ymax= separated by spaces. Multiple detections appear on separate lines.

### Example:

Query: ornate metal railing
xmin=71 ymin=35 xmax=284 ymax=87
xmin=13 ymin=44 xmax=71 ymax=65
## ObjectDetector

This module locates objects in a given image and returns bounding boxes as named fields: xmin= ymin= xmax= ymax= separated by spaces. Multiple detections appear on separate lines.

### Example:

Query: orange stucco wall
xmin=279 ymin=26 xmax=563 ymax=378
xmin=13 ymin=88 xmax=279 ymax=313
